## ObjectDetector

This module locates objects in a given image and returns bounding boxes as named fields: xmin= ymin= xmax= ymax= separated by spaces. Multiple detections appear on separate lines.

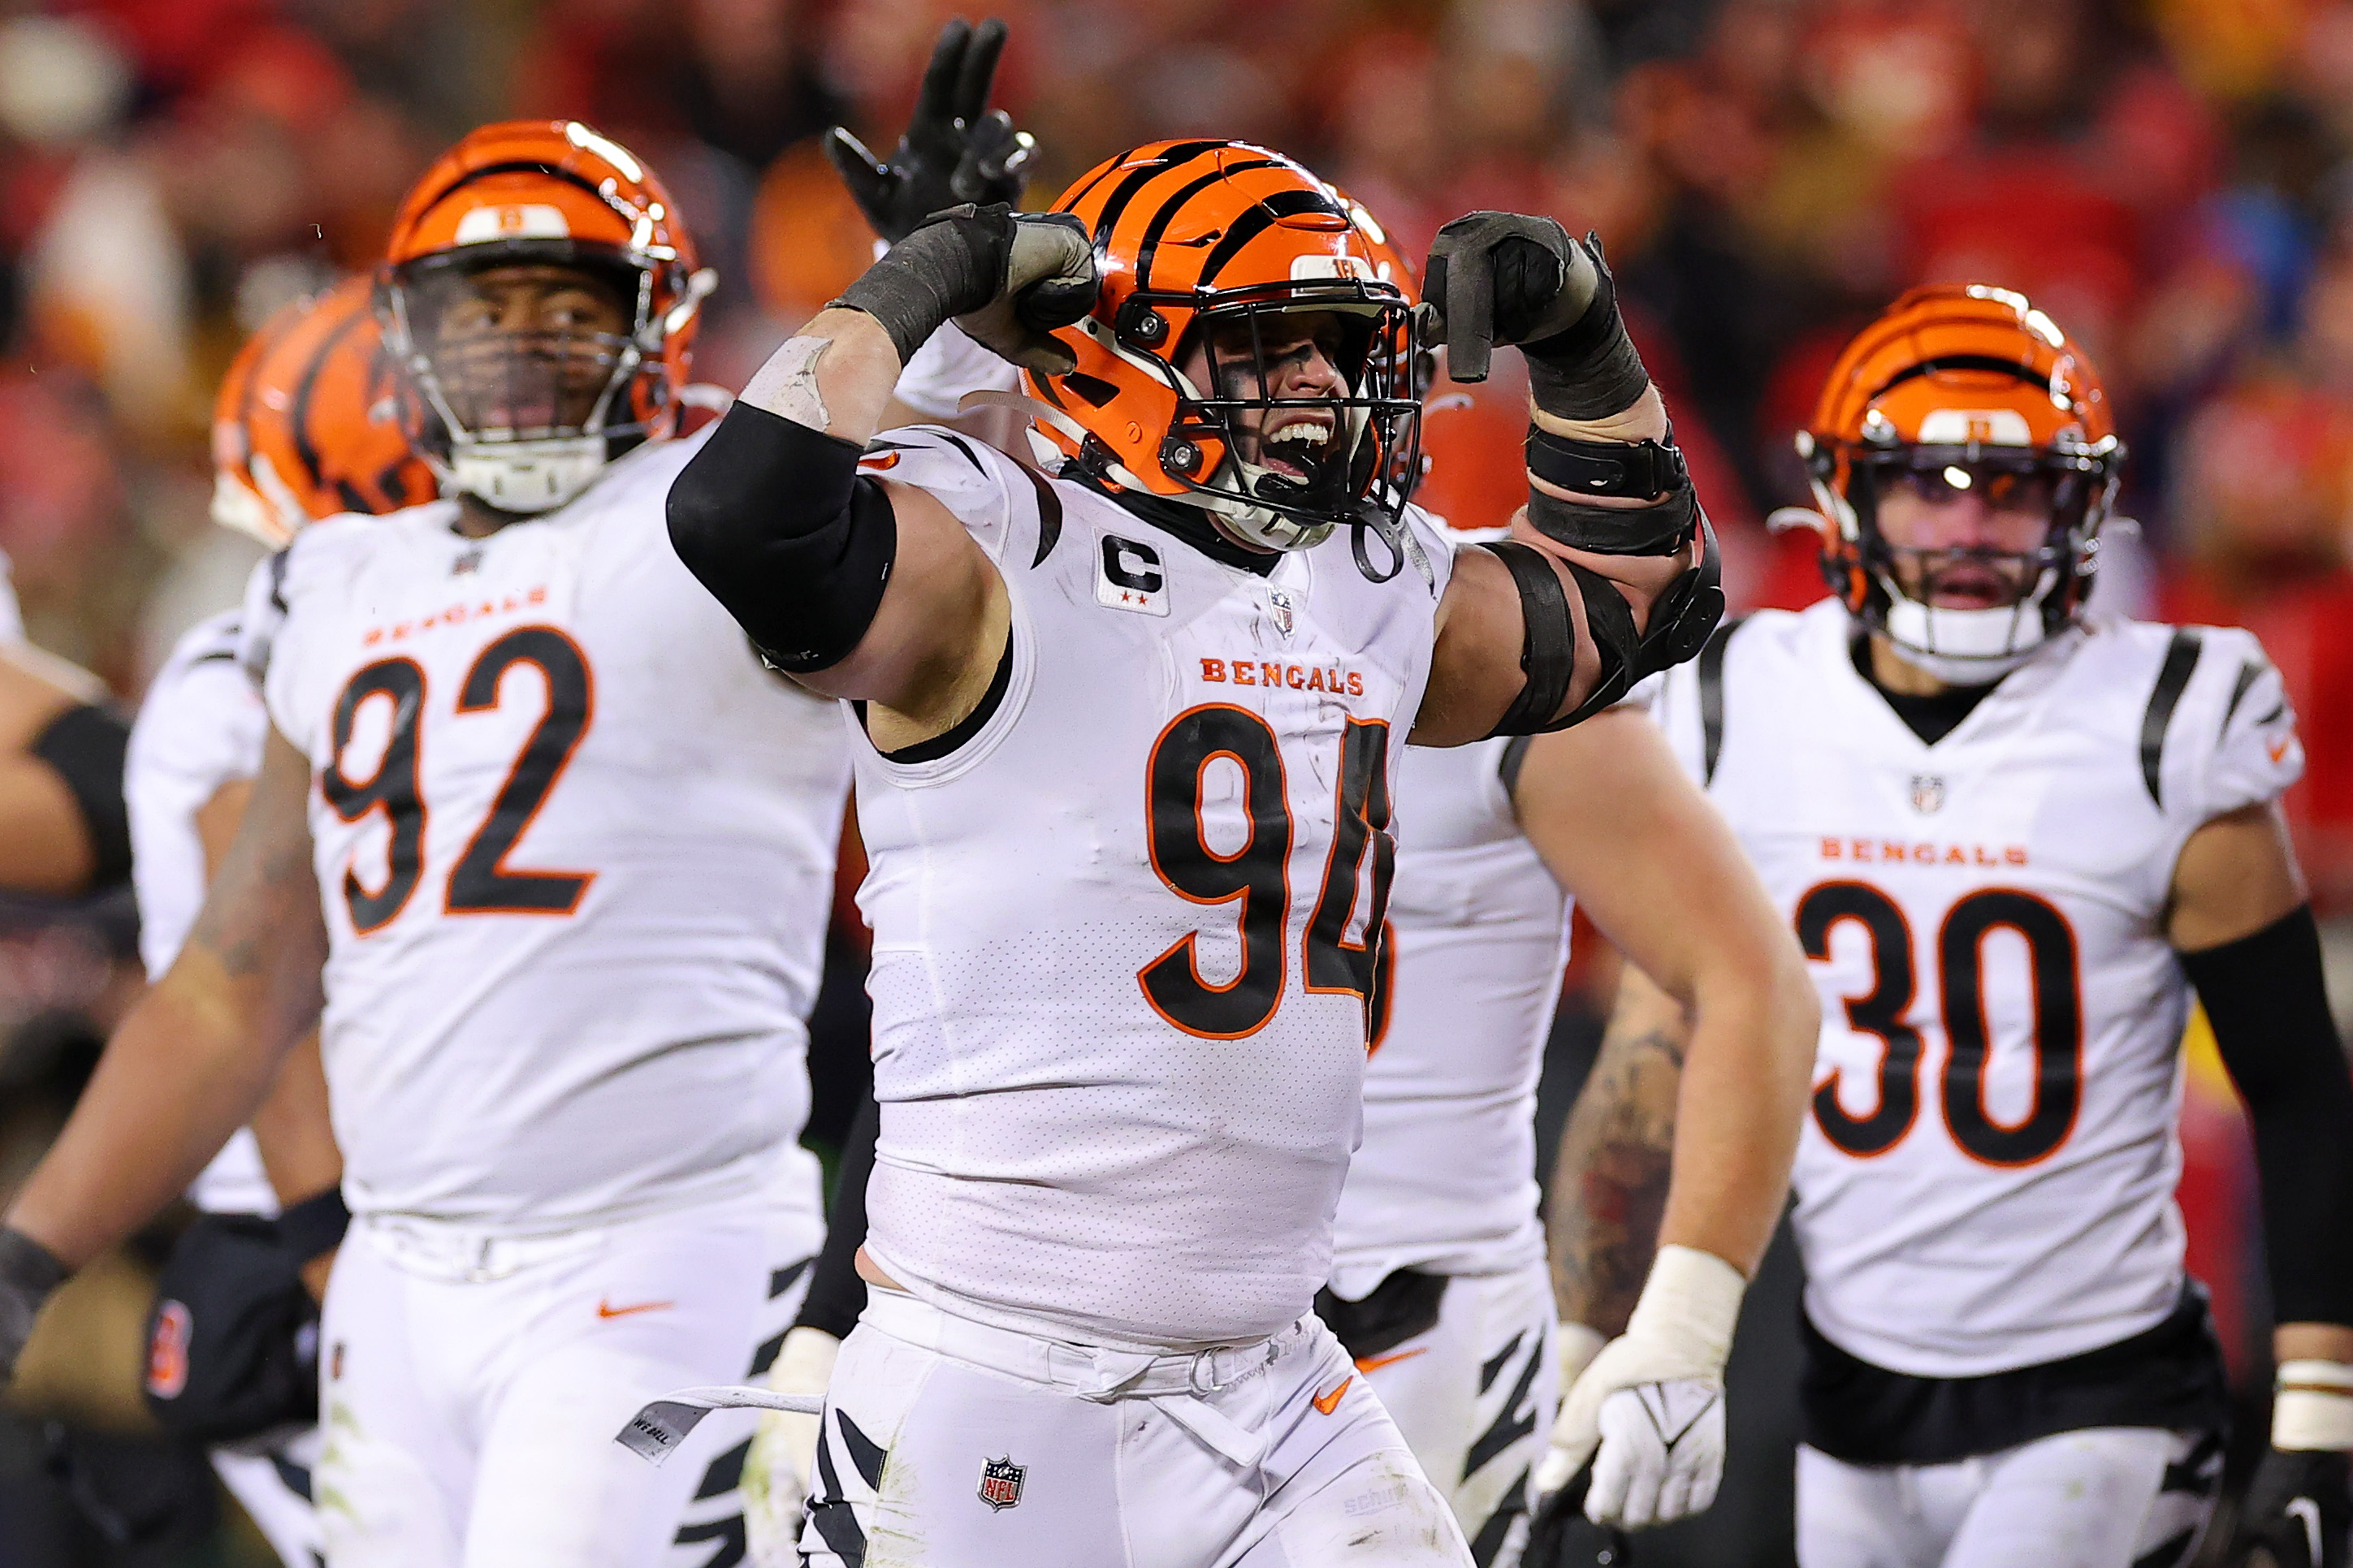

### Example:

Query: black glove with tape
xmin=140 ymin=1190 xmax=346 ymax=1446
xmin=824 ymin=17 xmax=1035 ymax=245
xmin=2232 ymin=1362 xmax=2353 ymax=1568
xmin=0 ymin=1225 xmax=66 ymax=1387
xmin=832 ymin=202 xmax=1096 ymax=374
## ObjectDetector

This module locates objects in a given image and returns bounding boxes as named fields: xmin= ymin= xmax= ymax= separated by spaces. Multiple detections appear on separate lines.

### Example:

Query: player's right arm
xmin=667 ymin=206 xmax=1094 ymax=753
xmin=0 ymin=727 xmax=328 ymax=1380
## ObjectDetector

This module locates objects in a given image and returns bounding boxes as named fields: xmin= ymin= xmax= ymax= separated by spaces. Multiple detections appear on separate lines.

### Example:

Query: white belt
xmin=357 ymin=1214 xmax=610 ymax=1283
xmin=865 ymin=1289 xmax=1301 ymax=1469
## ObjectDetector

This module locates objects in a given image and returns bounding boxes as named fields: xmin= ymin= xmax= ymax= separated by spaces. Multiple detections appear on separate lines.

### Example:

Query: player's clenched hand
xmin=823 ymin=18 xmax=1036 ymax=245
xmin=741 ymin=1327 xmax=841 ymax=1568
xmin=1424 ymin=213 xmax=1600 ymax=384
xmin=833 ymin=203 xmax=1095 ymax=373
xmin=1534 ymin=1246 xmax=1742 ymax=1530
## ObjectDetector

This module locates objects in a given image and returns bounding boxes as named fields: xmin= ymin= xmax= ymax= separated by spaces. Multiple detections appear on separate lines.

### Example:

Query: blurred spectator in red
xmin=2156 ymin=369 xmax=2353 ymax=908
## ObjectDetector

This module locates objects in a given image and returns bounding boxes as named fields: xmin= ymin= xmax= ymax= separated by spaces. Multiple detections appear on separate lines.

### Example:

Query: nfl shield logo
xmin=979 ymin=1455 xmax=1025 ymax=1512
xmin=1910 ymin=774 xmax=1946 ymax=814
xmin=1268 ymin=588 xmax=1295 ymax=638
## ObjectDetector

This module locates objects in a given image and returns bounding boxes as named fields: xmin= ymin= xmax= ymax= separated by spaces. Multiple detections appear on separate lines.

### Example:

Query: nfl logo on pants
xmin=979 ymin=1456 xmax=1025 ymax=1512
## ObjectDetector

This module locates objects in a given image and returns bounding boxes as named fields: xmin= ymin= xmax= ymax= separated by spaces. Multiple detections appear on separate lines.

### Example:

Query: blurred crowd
xmin=2 ymin=0 xmax=2353 ymax=896
xmin=0 ymin=0 xmax=2347 ymax=1559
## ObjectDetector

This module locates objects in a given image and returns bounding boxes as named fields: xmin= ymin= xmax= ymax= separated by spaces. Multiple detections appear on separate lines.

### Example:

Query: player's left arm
xmin=1413 ymin=216 xmax=1723 ymax=745
xmin=1513 ymin=708 xmax=1816 ymax=1529
xmin=0 ymin=642 xmax=131 ymax=896
xmin=2170 ymin=801 xmax=2353 ymax=1561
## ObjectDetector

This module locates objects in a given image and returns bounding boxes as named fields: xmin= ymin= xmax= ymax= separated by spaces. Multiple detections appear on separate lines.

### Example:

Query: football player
xmin=1544 ymin=284 xmax=2353 ymax=1566
xmin=664 ymin=120 xmax=1787 ymax=1559
xmin=124 ymin=274 xmax=430 ymax=1568
xmin=0 ymin=122 xmax=856 ymax=1568
xmin=1320 ymin=218 xmax=1818 ymax=1562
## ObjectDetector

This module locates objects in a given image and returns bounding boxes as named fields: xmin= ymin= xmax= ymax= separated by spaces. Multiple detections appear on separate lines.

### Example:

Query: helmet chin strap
xmin=1876 ymin=567 xmax=2060 ymax=685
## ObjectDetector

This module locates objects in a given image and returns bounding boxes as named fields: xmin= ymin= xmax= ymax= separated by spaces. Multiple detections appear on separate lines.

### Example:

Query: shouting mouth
xmin=1257 ymin=411 xmax=1339 ymax=482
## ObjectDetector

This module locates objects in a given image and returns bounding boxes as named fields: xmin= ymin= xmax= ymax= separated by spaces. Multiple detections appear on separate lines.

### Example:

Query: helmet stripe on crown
xmin=1134 ymin=161 xmax=1281 ymax=290
xmin=1871 ymin=354 xmax=2052 ymax=404
xmin=1199 ymin=188 xmax=1351 ymax=287
xmin=1084 ymin=142 xmax=1226 ymax=244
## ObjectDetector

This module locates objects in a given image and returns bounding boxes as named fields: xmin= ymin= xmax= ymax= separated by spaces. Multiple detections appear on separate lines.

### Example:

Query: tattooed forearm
xmin=1549 ymin=1004 xmax=1690 ymax=1337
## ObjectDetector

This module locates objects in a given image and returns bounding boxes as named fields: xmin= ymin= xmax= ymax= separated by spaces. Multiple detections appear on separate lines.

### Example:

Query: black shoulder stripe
xmin=931 ymin=431 xmax=985 ymax=473
xmin=1698 ymin=615 xmax=1746 ymax=787
xmin=2140 ymin=628 xmax=2204 ymax=808
xmin=268 ymin=546 xmax=292 ymax=613
xmin=2221 ymin=658 xmax=2265 ymax=737
xmin=1018 ymin=464 xmax=1063 ymax=568
xmin=1497 ymin=734 xmax=1533 ymax=802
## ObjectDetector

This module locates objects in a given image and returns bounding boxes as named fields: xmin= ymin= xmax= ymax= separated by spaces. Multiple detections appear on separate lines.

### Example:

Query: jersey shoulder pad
xmin=863 ymin=426 xmax=1028 ymax=559
xmin=2111 ymin=618 xmax=2302 ymax=823
xmin=132 ymin=608 xmax=265 ymax=793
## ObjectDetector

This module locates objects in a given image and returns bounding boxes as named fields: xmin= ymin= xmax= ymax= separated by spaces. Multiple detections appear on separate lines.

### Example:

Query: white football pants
xmin=800 ymin=1287 xmax=1476 ymax=1567
xmin=1352 ymin=1263 xmax=1557 ymax=1568
xmin=213 ymin=1428 xmax=324 ymax=1568
xmin=314 ymin=1189 xmax=803 ymax=1568
xmin=1797 ymin=1426 xmax=2221 ymax=1568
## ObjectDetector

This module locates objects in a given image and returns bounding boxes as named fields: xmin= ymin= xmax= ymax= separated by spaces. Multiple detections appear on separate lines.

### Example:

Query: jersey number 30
xmin=1797 ymin=880 xmax=2083 ymax=1167
xmin=1140 ymin=705 xmax=1394 ymax=1043
xmin=322 ymin=627 xmax=595 ymax=933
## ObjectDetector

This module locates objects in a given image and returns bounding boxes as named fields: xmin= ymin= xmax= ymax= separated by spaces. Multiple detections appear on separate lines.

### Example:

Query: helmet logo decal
xmin=1916 ymin=408 xmax=2033 ymax=447
xmin=1288 ymin=253 xmax=1372 ymax=282
xmin=453 ymin=203 xmax=571 ymax=245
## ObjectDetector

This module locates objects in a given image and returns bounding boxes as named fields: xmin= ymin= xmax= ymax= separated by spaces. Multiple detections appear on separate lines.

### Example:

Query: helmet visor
xmin=396 ymin=254 xmax=647 ymax=443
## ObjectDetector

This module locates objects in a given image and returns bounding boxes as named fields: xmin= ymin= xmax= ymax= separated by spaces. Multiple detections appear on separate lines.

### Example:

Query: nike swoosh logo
xmin=1353 ymin=1348 xmax=1428 ymax=1374
xmin=596 ymin=1298 xmax=674 ymax=1320
xmin=1312 ymin=1376 xmax=1352 ymax=1415
xmin=2270 ymin=736 xmax=2294 ymax=764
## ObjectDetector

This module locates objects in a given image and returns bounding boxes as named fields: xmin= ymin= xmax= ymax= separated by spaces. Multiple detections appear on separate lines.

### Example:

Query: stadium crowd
xmin=1 ymin=0 xmax=2351 ymax=1563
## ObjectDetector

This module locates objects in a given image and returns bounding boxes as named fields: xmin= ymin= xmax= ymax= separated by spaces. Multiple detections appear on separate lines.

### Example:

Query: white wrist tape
xmin=2274 ymin=1360 xmax=2353 ymax=1450
xmin=1624 ymin=1245 xmax=1745 ymax=1376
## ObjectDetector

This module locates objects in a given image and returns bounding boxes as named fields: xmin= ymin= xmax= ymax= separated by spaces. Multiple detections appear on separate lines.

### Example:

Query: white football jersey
xmin=127 ymin=608 xmax=277 ymax=1216
xmin=244 ymin=430 xmax=850 ymax=1233
xmin=1648 ymin=599 xmax=2302 ymax=1376
xmin=853 ymin=430 xmax=1456 ymax=1353
xmin=1327 ymin=737 xmax=1570 ymax=1298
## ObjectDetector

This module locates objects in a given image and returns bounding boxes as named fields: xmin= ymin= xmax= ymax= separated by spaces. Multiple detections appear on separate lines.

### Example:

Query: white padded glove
xmin=1534 ymin=1245 xmax=1743 ymax=1529
xmin=742 ymin=1327 xmax=841 ymax=1568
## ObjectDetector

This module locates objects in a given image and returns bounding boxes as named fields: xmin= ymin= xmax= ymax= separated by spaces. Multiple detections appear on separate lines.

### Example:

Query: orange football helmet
xmin=1798 ymin=283 xmax=2121 ymax=676
xmin=212 ymin=276 xmax=436 ymax=546
xmin=1019 ymin=141 xmax=1421 ymax=555
xmin=378 ymin=119 xmax=714 ymax=514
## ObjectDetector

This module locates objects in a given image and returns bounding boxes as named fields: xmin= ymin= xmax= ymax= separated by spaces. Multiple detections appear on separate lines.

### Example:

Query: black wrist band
xmin=0 ymin=1225 xmax=67 ymax=1297
xmin=276 ymin=1188 xmax=351 ymax=1264
xmin=1525 ymin=427 xmax=1688 ymax=500
xmin=1518 ymin=243 xmax=1652 ymax=421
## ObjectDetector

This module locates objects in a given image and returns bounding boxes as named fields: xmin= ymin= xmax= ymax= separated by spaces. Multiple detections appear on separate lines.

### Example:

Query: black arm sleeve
xmin=2182 ymin=903 xmax=2353 ymax=1327
xmin=29 ymin=702 xmax=131 ymax=890
xmin=665 ymin=402 xmax=898 ymax=673
xmin=794 ymin=1094 xmax=876 ymax=1340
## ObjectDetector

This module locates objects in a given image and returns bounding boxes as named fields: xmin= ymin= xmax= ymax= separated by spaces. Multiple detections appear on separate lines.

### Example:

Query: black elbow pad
xmin=668 ymin=403 xmax=899 ymax=672
xmin=31 ymin=702 xmax=131 ymax=889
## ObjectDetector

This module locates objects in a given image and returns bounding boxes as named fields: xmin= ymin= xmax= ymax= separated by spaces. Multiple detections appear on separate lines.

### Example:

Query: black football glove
xmin=824 ymin=17 xmax=1036 ymax=245
xmin=2234 ymin=1449 xmax=2351 ymax=1568
xmin=1522 ymin=1462 xmax=1634 ymax=1568
xmin=832 ymin=203 xmax=1095 ymax=372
